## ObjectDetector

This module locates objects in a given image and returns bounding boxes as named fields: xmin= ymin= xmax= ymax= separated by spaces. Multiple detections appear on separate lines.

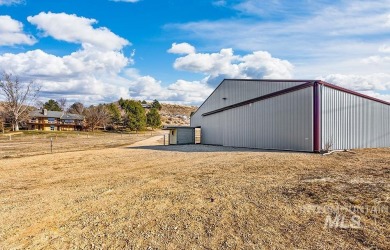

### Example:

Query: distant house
xmin=141 ymin=103 xmax=152 ymax=109
xmin=27 ymin=109 xmax=84 ymax=131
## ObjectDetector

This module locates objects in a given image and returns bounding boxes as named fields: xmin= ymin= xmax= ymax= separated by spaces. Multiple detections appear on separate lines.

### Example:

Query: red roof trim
xmin=317 ymin=81 xmax=390 ymax=106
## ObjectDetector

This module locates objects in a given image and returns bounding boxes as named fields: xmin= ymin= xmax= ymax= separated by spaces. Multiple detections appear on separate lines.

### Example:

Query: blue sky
xmin=1 ymin=0 xmax=390 ymax=105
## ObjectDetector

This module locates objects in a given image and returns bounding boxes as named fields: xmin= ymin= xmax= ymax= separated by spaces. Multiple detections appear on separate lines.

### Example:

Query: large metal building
xmin=190 ymin=79 xmax=390 ymax=152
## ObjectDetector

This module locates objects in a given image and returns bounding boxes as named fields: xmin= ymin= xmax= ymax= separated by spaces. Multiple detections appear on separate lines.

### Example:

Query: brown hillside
xmin=160 ymin=103 xmax=198 ymax=126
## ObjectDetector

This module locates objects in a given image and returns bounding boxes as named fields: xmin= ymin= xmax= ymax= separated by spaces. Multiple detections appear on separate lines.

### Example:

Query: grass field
xmin=0 ymin=131 xmax=158 ymax=159
xmin=0 ymin=135 xmax=389 ymax=249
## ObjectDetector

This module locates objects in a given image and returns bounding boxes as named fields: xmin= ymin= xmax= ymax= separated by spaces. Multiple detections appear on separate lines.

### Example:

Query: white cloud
xmin=168 ymin=79 xmax=214 ymax=103
xmin=319 ymin=73 xmax=390 ymax=92
xmin=0 ymin=48 xmax=131 ymax=103
xmin=0 ymin=0 xmax=23 ymax=6
xmin=379 ymin=44 xmax=390 ymax=53
xmin=212 ymin=0 xmax=226 ymax=7
xmin=358 ymin=90 xmax=390 ymax=102
xmin=361 ymin=55 xmax=390 ymax=64
xmin=124 ymin=68 xmax=213 ymax=104
xmin=27 ymin=12 xmax=129 ymax=51
xmin=0 ymin=48 xmax=129 ymax=77
xmin=0 ymin=15 xmax=36 ymax=46
xmin=171 ymin=44 xmax=293 ymax=80
xmin=167 ymin=42 xmax=196 ymax=54
xmin=167 ymin=0 xmax=390 ymax=77
xmin=0 ymin=13 xmax=134 ymax=104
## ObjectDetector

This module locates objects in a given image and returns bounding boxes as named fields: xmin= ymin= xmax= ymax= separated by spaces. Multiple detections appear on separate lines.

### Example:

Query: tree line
xmin=0 ymin=72 xmax=161 ymax=132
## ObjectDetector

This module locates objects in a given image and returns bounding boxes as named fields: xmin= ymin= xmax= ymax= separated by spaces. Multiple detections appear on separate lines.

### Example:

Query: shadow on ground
xmin=126 ymin=144 xmax=306 ymax=153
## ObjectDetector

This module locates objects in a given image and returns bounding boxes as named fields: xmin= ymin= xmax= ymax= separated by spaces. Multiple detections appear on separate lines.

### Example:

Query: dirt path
xmin=128 ymin=135 xmax=165 ymax=147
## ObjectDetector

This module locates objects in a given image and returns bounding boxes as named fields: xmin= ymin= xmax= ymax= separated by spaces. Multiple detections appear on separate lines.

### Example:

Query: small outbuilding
xmin=163 ymin=126 xmax=196 ymax=145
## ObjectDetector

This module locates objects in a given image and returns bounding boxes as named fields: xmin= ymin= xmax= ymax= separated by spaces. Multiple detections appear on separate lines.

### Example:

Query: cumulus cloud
xmin=170 ymin=43 xmax=293 ymax=81
xmin=0 ymin=14 xmax=213 ymax=105
xmin=0 ymin=48 xmax=131 ymax=102
xmin=0 ymin=15 xmax=36 ymax=46
xmin=27 ymin=12 xmax=129 ymax=51
xmin=319 ymin=73 xmax=390 ymax=92
xmin=124 ymin=68 xmax=213 ymax=104
xmin=167 ymin=42 xmax=196 ymax=54
xmin=361 ymin=55 xmax=390 ymax=64
xmin=0 ymin=0 xmax=23 ymax=6
xmin=0 ymin=13 xmax=134 ymax=104
xmin=358 ymin=90 xmax=390 ymax=102
xmin=379 ymin=44 xmax=390 ymax=53
xmin=0 ymin=48 xmax=129 ymax=77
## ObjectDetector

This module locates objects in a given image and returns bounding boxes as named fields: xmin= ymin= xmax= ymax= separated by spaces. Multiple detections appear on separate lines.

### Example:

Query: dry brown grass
xmin=0 ymin=139 xmax=389 ymax=249
xmin=0 ymin=131 xmax=157 ymax=159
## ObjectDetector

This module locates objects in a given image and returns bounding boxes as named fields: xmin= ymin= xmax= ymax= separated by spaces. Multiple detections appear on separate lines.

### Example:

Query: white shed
xmin=163 ymin=126 xmax=196 ymax=145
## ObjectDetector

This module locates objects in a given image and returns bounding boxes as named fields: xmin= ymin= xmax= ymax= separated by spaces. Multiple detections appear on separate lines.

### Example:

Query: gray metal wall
xmin=321 ymin=86 xmax=390 ymax=150
xmin=191 ymin=80 xmax=307 ymax=128
xmin=177 ymin=128 xmax=195 ymax=144
xmin=192 ymin=80 xmax=307 ymax=119
xmin=192 ymin=86 xmax=314 ymax=151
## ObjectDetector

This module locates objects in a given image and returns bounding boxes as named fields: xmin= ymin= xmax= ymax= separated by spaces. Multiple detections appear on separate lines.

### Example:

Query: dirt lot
xmin=0 ymin=137 xmax=389 ymax=249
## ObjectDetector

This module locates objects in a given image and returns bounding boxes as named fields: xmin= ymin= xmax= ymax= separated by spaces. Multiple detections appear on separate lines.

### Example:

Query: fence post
xmin=50 ymin=137 xmax=53 ymax=153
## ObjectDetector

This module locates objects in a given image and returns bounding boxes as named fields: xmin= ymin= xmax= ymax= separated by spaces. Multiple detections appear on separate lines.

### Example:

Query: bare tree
xmin=85 ymin=104 xmax=110 ymax=131
xmin=35 ymin=100 xmax=44 ymax=109
xmin=58 ymin=98 xmax=67 ymax=111
xmin=0 ymin=110 xmax=5 ymax=133
xmin=68 ymin=102 xmax=85 ymax=115
xmin=0 ymin=73 xmax=40 ymax=131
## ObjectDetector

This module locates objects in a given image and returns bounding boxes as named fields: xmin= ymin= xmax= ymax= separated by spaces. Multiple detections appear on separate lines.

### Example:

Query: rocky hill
xmin=160 ymin=103 xmax=198 ymax=126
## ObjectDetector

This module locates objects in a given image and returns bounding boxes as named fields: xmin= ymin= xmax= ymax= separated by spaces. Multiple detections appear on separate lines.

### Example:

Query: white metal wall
xmin=192 ymin=87 xmax=314 ymax=151
xmin=321 ymin=86 xmax=390 ymax=150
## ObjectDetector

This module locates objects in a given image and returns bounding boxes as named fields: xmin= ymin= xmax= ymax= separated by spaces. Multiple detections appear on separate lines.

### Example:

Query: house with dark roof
xmin=27 ymin=109 xmax=84 ymax=131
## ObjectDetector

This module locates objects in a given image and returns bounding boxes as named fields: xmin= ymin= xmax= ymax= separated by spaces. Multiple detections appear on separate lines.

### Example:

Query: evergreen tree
xmin=43 ymin=99 xmax=61 ymax=111
xmin=122 ymin=100 xmax=146 ymax=131
xmin=107 ymin=103 xmax=122 ymax=126
xmin=151 ymin=99 xmax=162 ymax=110
xmin=118 ymin=98 xmax=125 ymax=109
xmin=146 ymin=108 xmax=161 ymax=130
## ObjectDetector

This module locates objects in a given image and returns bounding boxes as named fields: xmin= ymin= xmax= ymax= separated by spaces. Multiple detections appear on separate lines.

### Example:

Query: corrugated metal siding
xmin=198 ymin=112 xmax=224 ymax=145
xmin=321 ymin=86 xmax=390 ymax=150
xmin=190 ymin=80 xmax=307 ymax=128
xmin=192 ymin=80 xmax=308 ymax=118
xmin=177 ymin=128 xmax=195 ymax=144
xmin=193 ymin=87 xmax=313 ymax=151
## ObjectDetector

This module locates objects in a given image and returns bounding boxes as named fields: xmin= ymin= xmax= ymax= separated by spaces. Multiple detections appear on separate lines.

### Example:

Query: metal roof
xmin=162 ymin=126 xmax=197 ymax=130
xmin=192 ymin=79 xmax=390 ymax=118
xmin=29 ymin=110 xmax=84 ymax=120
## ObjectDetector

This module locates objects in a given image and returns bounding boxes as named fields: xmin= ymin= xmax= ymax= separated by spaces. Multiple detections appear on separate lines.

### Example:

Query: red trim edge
xmin=318 ymin=81 xmax=390 ymax=106
xmin=313 ymin=82 xmax=321 ymax=152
